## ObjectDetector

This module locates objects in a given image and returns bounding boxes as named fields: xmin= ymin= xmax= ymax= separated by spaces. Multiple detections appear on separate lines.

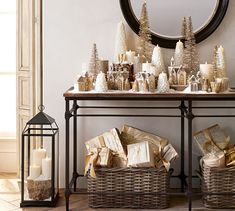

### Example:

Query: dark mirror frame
xmin=120 ymin=0 xmax=229 ymax=49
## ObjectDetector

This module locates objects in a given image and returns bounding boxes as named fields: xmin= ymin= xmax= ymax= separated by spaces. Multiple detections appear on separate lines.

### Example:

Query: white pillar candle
xmin=32 ymin=148 xmax=46 ymax=168
xmin=174 ymin=40 xmax=184 ymax=66
xmin=152 ymin=45 xmax=165 ymax=73
xmin=126 ymin=50 xmax=135 ymax=64
xmin=142 ymin=61 xmax=151 ymax=72
xmin=42 ymin=157 xmax=52 ymax=179
xmin=29 ymin=165 xmax=41 ymax=180
xmin=200 ymin=62 xmax=214 ymax=82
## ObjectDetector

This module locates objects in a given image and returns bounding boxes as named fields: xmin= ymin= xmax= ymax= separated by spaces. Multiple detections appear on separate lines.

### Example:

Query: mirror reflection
xmin=130 ymin=0 xmax=219 ymax=38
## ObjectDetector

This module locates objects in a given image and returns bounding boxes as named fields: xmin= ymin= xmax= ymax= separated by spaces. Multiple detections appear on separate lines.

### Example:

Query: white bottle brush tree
xmin=95 ymin=72 xmax=108 ymax=92
xmin=114 ymin=21 xmax=128 ymax=62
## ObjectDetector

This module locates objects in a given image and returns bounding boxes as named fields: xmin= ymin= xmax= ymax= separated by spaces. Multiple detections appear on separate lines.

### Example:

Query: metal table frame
xmin=63 ymin=89 xmax=235 ymax=211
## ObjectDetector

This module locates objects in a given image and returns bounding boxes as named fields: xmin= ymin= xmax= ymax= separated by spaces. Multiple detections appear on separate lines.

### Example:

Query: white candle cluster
xmin=28 ymin=148 xmax=52 ymax=180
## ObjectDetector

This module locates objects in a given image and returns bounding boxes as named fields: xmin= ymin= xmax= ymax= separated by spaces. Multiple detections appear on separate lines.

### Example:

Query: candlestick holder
xmin=20 ymin=105 xmax=59 ymax=207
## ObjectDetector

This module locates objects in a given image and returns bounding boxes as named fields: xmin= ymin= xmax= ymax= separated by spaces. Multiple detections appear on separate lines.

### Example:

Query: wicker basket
xmin=201 ymin=165 xmax=235 ymax=209
xmin=87 ymin=167 xmax=170 ymax=209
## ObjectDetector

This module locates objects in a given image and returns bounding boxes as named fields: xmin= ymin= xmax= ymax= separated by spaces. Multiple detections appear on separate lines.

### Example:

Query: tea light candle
xmin=32 ymin=148 xmax=46 ymax=167
xmin=142 ymin=61 xmax=151 ymax=72
xmin=126 ymin=50 xmax=135 ymax=63
xmin=29 ymin=165 xmax=41 ymax=180
xmin=42 ymin=157 xmax=52 ymax=179
xmin=200 ymin=62 xmax=214 ymax=82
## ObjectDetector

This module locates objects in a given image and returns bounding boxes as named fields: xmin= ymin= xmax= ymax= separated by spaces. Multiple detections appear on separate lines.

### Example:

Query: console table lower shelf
xmin=63 ymin=89 xmax=235 ymax=211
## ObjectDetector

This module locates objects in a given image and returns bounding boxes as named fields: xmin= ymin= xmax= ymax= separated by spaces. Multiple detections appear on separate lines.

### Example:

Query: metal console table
xmin=64 ymin=87 xmax=235 ymax=211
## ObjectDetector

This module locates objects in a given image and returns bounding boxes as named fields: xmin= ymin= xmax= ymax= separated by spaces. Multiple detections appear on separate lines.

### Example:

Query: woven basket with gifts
xmin=84 ymin=125 xmax=178 ymax=209
xmin=194 ymin=124 xmax=235 ymax=209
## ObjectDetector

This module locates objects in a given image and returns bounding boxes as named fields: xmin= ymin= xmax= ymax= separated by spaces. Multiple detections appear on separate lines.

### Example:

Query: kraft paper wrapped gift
xmin=85 ymin=128 xmax=127 ymax=167
xmin=193 ymin=124 xmax=229 ymax=155
xmin=84 ymin=148 xmax=99 ymax=178
xmin=96 ymin=147 xmax=113 ymax=168
xmin=84 ymin=147 xmax=113 ymax=178
xmin=225 ymin=147 xmax=235 ymax=167
xmin=121 ymin=125 xmax=169 ymax=155
xmin=207 ymin=124 xmax=230 ymax=150
xmin=202 ymin=151 xmax=225 ymax=168
xmin=127 ymin=141 xmax=155 ymax=167
xmin=155 ymin=144 xmax=179 ymax=171
xmin=85 ymin=136 xmax=105 ymax=153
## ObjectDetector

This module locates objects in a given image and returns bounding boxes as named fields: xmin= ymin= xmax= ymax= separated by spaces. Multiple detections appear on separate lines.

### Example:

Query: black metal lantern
xmin=20 ymin=106 xmax=59 ymax=207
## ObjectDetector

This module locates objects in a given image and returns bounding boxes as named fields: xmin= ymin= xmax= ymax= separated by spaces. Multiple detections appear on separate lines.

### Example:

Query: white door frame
xmin=16 ymin=0 xmax=43 ymax=177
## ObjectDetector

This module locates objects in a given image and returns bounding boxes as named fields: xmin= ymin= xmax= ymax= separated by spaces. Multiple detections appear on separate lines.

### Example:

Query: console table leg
xmin=65 ymin=99 xmax=71 ymax=211
xmin=180 ymin=101 xmax=186 ymax=192
xmin=187 ymin=100 xmax=194 ymax=211
xmin=73 ymin=100 xmax=78 ymax=192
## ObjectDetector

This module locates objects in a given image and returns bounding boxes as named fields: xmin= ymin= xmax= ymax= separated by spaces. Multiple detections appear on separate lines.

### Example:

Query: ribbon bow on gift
xmin=84 ymin=149 xmax=99 ymax=178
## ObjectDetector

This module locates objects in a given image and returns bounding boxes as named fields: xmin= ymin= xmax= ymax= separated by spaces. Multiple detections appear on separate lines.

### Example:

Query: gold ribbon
xmin=84 ymin=148 xmax=113 ymax=178
xmin=84 ymin=149 xmax=99 ymax=178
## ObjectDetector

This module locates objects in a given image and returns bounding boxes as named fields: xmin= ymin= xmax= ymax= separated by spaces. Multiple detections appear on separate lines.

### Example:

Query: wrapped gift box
xmin=96 ymin=147 xmax=113 ymax=168
xmin=194 ymin=124 xmax=230 ymax=155
xmin=155 ymin=144 xmax=178 ymax=171
xmin=121 ymin=125 xmax=168 ymax=155
xmin=85 ymin=136 xmax=105 ymax=153
xmin=85 ymin=128 xmax=127 ymax=167
xmin=127 ymin=141 xmax=155 ymax=167
xmin=207 ymin=124 xmax=230 ymax=150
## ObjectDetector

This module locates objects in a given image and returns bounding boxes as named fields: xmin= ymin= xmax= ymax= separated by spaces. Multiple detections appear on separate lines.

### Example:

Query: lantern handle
xmin=38 ymin=105 xmax=45 ymax=112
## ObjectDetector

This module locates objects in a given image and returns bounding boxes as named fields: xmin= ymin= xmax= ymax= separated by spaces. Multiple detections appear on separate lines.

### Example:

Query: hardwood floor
xmin=0 ymin=174 xmax=233 ymax=211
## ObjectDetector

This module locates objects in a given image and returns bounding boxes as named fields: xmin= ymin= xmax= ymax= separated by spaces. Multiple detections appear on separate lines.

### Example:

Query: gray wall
xmin=44 ymin=0 xmax=235 ymax=188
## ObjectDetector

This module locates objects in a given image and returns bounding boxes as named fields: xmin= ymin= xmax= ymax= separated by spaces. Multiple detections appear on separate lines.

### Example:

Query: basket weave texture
xmin=202 ymin=165 xmax=235 ymax=209
xmin=87 ymin=167 xmax=170 ymax=209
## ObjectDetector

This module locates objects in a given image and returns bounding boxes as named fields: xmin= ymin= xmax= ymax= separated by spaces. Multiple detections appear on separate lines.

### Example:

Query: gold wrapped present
xmin=96 ymin=147 xmax=113 ymax=168
xmin=84 ymin=148 xmax=99 ymax=178
xmin=102 ymin=128 xmax=127 ymax=167
xmin=225 ymin=147 xmax=235 ymax=167
xmin=127 ymin=141 xmax=155 ymax=167
xmin=207 ymin=124 xmax=230 ymax=150
xmin=155 ymin=144 xmax=178 ymax=171
xmin=84 ymin=147 xmax=113 ymax=178
xmin=85 ymin=136 xmax=105 ymax=153
xmin=120 ymin=125 xmax=168 ymax=155
xmin=85 ymin=128 xmax=127 ymax=167
xmin=202 ymin=151 xmax=225 ymax=168
xmin=193 ymin=124 xmax=229 ymax=155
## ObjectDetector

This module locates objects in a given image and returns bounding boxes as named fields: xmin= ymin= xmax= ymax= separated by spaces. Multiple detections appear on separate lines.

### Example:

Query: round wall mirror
xmin=120 ymin=0 xmax=229 ymax=49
